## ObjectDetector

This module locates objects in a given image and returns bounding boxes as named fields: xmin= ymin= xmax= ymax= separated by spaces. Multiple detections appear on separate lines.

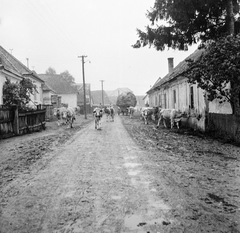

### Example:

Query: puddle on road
xmin=149 ymin=199 xmax=171 ymax=211
xmin=124 ymin=156 xmax=137 ymax=160
xmin=128 ymin=170 xmax=140 ymax=176
xmin=111 ymin=195 xmax=122 ymax=200
xmin=124 ymin=214 xmax=143 ymax=230
xmin=124 ymin=163 xmax=141 ymax=168
xmin=124 ymin=214 xmax=165 ymax=231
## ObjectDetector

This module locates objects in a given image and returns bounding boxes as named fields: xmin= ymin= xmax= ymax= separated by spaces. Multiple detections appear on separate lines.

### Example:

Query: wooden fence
xmin=0 ymin=106 xmax=15 ymax=139
xmin=0 ymin=106 xmax=46 ymax=139
xmin=208 ymin=113 xmax=240 ymax=143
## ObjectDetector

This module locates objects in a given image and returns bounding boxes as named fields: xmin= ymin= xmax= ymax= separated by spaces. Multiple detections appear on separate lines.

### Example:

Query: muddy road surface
xmin=0 ymin=114 xmax=240 ymax=233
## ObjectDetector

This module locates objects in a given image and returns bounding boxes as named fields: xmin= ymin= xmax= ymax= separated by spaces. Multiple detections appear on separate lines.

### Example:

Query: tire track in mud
xmin=122 ymin=114 xmax=240 ymax=233
xmin=0 ymin=116 xmax=174 ymax=233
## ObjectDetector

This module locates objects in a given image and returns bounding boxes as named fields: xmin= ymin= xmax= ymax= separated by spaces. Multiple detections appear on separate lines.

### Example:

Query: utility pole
xmin=100 ymin=80 xmax=104 ymax=107
xmin=78 ymin=55 xmax=88 ymax=119
xmin=26 ymin=58 xmax=29 ymax=68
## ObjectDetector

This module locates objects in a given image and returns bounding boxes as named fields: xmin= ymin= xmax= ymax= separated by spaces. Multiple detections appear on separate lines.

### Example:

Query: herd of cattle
xmin=117 ymin=106 xmax=184 ymax=129
xmin=132 ymin=106 xmax=184 ymax=129
xmin=53 ymin=105 xmax=184 ymax=130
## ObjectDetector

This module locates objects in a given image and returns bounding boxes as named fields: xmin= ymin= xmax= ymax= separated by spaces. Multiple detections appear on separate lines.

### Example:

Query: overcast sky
xmin=0 ymin=0 xmax=198 ymax=95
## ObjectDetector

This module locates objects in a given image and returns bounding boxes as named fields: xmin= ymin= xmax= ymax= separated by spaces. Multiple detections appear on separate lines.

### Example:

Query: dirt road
xmin=0 ymin=114 xmax=240 ymax=233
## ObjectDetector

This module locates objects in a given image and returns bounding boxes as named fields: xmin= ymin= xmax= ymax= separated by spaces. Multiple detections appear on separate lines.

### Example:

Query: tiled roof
xmin=75 ymin=83 xmax=91 ymax=94
xmin=0 ymin=45 xmax=44 ymax=83
xmin=42 ymin=83 xmax=56 ymax=93
xmin=38 ymin=74 xmax=78 ymax=94
xmin=147 ymin=49 xmax=204 ymax=93
xmin=75 ymin=83 xmax=91 ymax=105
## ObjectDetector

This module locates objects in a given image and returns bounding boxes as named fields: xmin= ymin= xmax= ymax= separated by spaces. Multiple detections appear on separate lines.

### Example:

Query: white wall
xmin=209 ymin=99 xmax=232 ymax=114
xmin=60 ymin=94 xmax=77 ymax=108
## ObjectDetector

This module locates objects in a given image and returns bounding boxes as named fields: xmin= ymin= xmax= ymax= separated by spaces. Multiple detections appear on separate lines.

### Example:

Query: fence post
xmin=13 ymin=105 xmax=19 ymax=135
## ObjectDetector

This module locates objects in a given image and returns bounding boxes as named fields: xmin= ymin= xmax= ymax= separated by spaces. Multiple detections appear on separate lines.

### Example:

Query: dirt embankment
xmin=121 ymin=114 xmax=240 ymax=232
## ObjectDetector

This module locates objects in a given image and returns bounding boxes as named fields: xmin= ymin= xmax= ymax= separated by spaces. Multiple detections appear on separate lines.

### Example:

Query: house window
xmin=173 ymin=89 xmax=176 ymax=108
xmin=190 ymin=86 xmax=194 ymax=109
xmin=159 ymin=95 xmax=161 ymax=107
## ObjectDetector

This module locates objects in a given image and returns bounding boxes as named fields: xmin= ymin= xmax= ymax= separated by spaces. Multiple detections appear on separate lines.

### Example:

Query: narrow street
xmin=0 ymin=114 xmax=240 ymax=233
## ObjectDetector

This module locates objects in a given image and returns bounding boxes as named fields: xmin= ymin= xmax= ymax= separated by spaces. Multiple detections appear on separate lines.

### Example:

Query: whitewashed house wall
xmin=60 ymin=93 xmax=77 ymax=108
xmin=147 ymin=50 xmax=232 ymax=131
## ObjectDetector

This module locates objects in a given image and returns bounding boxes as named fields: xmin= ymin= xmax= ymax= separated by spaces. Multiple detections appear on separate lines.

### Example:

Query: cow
xmin=157 ymin=109 xmax=183 ymax=129
xmin=128 ymin=106 xmax=135 ymax=119
xmin=53 ymin=107 xmax=68 ymax=126
xmin=61 ymin=107 xmax=76 ymax=128
xmin=117 ymin=106 xmax=121 ymax=115
xmin=104 ymin=106 xmax=114 ymax=122
xmin=75 ymin=106 xmax=81 ymax=115
xmin=140 ymin=107 xmax=155 ymax=124
xmin=93 ymin=107 xmax=103 ymax=129
xmin=109 ymin=106 xmax=115 ymax=121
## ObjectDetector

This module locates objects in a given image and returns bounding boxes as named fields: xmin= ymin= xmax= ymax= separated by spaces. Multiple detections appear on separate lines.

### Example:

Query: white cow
xmin=157 ymin=109 xmax=183 ymax=129
xmin=62 ymin=107 xmax=76 ymax=128
xmin=93 ymin=107 xmax=103 ymax=129
xmin=140 ymin=107 xmax=155 ymax=125
xmin=53 ymin=107 xmax=68 ymax=126
xmin=128 ymin=106 xmax=135 ymax=119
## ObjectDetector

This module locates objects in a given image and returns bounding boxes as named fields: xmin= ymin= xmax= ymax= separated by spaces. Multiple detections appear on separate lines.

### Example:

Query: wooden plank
xmin=19 ymin=122 xmax=46 ymax=131
xmin=18 ymin=110 xmax=46 ymax=117
xmin=0 ymin=118 xmax=14 ymax=124
xmin=0 ymin=108 xmax=12 ymax=112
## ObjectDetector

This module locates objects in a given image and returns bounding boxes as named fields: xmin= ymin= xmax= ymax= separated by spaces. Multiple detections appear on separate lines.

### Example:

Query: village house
xmin=38 ymin=74 xmax=78 ymax=108
xmin=0 ymin=46 xmax=44 ymax=106
xmin=75 ymin=83 xmax=92 ymax=114
xmin=147 ymin=49 xmax=232 ymax=131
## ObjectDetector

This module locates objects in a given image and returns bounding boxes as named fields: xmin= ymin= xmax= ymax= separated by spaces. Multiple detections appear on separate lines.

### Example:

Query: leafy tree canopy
xmin=116 ymin=92 xmax=137 ymax=108
xmin=3 ymin=78 xmax=37 ymax=109
xmin=60 ymin=70 xmax=75 ymax=84
xmin=45 ymin=67 xmax=56 ymax=75
xmin=133 ymin=0 xmax=239 ymax=51
xmin=185 ymin=34 xmax=240 ymax=114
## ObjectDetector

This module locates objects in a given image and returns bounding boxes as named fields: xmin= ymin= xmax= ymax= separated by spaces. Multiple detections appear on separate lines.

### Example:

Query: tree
xmin=60 ymin=70 xmax=75 ymax=84
xmin=45 ymin=67 xmax=56 ymax=74
xmin=116 ymin=92 xmax=137 ymax=108
xmin=3 ymin=78 xmax=37 ymax=109
xmin=133 ymin=0 xmax=239 ymax=51
xmin=185 ymin=34 xmax=240 ymax=114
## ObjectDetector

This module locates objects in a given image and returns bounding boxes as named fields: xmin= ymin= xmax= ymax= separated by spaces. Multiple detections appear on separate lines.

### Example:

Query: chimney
xmin=168 ymin=57 xmax=174 ymax=73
